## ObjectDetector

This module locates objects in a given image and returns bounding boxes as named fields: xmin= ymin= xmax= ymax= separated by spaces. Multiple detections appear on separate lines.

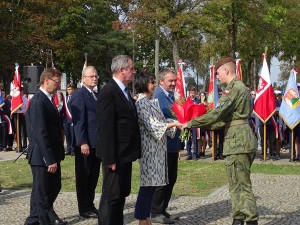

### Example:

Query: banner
xmin=279 ymin=68 xmax=300 ymax=129
xmin=253 ymin=54 xmax=276 ymax=122
xmin=11 ymin=64 xmax=23 ymax=115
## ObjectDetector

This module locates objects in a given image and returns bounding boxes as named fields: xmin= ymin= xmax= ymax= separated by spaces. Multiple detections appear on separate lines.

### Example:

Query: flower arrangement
xmin=171 ymin=97 xmax=207 ymax=141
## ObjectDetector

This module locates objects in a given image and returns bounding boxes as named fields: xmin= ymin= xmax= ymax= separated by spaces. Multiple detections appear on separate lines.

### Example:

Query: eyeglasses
xmin=48 ymin=77 xmax=61 ymax=84
xmin=150 ymin=80 xmax=156 ymax=84
xmin=84 ymin=75 xmax=99 ymax=79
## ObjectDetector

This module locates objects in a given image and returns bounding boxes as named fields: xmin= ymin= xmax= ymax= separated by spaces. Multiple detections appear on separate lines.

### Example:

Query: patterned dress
xmin=135 ymin=93 xmax=176 ymax=186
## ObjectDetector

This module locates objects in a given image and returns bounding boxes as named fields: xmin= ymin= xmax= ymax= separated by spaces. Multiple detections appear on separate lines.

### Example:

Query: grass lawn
xmin=1 ymin=156 xmax=300 ymax=197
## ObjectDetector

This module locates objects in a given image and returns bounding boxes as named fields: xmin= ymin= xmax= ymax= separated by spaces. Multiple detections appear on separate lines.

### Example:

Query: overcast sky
xmin=270 ymin=57 xmax=281 ymax=84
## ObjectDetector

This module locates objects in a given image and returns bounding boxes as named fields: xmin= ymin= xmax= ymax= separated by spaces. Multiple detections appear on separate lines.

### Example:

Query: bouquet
xmin=171 ymin=97 xmax=207 ymax=141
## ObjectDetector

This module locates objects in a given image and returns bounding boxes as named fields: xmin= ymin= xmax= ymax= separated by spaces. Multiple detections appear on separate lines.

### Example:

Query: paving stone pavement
xmin=1 ymin=173 xmax=300 ymax=225
xmin=1 ymin=150 xmax=300 ymax=224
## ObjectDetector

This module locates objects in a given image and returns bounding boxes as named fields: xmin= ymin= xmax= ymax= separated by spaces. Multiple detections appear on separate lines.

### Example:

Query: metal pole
xmin=155 ymin=39 xmax=159 ymax=78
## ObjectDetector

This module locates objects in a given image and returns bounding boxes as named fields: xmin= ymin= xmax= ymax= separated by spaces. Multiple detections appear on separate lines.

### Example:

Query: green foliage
xmin=2 ymin=157 xmax=300 ymax=197
xmin=1 ymin=0 xmax=300 ymax=89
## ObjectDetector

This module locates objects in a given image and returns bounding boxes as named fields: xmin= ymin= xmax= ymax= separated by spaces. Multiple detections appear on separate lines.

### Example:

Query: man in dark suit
xmin=24 ymin=68 xmax=67 ymax=225
xmin=151 ymin=67 xmax=182 ymax=224
xmin=96 ymin=55 xmax=141 ymax=225
xmin=69 ymin=66 xmax=101 ymax=219
xmin=63 ymin=83 xmax=76 ymax=156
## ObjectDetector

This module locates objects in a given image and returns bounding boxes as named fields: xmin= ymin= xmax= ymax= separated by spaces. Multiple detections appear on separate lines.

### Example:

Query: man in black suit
xmin=69 ymin=66 xmax=101 ymax=219
xmin=96 ymin=55 xmax=141 ymax=225
xmin=24 ymin=68 xmax=67 ymax=225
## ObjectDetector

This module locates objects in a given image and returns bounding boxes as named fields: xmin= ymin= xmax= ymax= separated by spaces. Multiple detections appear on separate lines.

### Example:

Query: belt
xmin=225 ymin=119 xmax=248 ymax=128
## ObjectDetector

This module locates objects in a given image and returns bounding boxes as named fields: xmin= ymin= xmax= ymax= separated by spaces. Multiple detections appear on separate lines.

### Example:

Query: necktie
xmin=124 ymin=87 xmax=131 ymax=102
xmin=91 ymin=91 xmax=97 ymax=101
xmin=169 ymin=92 xmax=175 ymax=102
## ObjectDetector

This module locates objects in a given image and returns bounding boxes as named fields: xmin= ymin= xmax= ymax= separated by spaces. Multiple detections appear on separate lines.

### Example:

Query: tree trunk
xmin=229 ymin=0 xmax=238 ymax=58
xmin=172 ymin=33 xmax=180 ymax=70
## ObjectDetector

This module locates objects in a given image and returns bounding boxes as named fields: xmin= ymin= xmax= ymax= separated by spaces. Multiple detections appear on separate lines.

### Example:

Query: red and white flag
xmin=253 ymin=53 xmax=276 ymax=122
xmin=236 ymin=59 xmax=243 ymax=80
xmin=11 ymin=64 xmax=23 ymax=115
xmin=175 ymin=60 xmax=186 ymax=101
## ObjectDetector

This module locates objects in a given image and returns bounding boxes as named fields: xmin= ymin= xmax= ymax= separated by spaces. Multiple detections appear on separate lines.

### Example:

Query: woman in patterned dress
xmin=134 ymin=71 xmax=182 ymax=225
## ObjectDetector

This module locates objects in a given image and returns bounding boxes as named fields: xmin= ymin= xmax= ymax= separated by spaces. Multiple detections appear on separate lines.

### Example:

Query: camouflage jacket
xmin=187 ymin=77 xmax=257 ymax=155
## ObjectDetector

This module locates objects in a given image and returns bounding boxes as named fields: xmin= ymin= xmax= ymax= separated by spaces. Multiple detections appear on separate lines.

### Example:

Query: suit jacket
xmin=96 ymin=78 xmax=141 ymax=165
xmin=69 ymin=86 xmax=98 ymax=148
xmin=26 ymin=89 xmax=65 ymax=166
xmin=153 ymin=86 xmax=181 ymax=153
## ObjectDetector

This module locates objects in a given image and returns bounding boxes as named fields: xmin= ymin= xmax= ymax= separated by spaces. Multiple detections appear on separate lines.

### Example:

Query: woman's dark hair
xmin=134 ymin=71 xmax=156 ymax=93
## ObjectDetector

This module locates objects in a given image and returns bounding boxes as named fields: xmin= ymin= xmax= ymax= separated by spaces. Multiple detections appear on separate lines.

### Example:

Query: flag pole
xmin=263 ymin=122 xmax=267 ymax=161
xmin=211 ymin=131 xmax=215 ymax=161
xmin=263 ymin=47 xmax=268 ymax=162
xmin=291 ymin=128 xmax=294 ymax=162
xmin=16 ymin=113 xmax=20 ymax=152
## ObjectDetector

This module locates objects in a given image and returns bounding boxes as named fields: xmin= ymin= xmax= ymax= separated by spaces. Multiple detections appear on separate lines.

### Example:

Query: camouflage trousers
xmin=225 ymin=153 xmax=258 ymax=222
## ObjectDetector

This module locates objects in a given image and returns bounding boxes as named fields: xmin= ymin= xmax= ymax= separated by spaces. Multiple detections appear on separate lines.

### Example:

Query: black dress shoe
xmin=91 ymin=208 xmax=98 ymax=215
xmin=152 ymin=213 xmax=174 ymax=224
xmin=24 ymin=222 xmax=39 ymax=225
xmin=246 ymin=221 xmax=258 ymax=225
xmin=232 ymin=219 xmax=244 ymax=225
xmin=51 ymin=219 xmax=68 ymax=225
xmin=162 ymin=211 xmax=180 ymax=220
xmin=80 ymin=211 xmax=98 ymax=218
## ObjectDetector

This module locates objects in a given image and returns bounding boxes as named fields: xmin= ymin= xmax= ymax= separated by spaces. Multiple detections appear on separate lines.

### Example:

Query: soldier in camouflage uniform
xmin=183 ymin=57 xmax=258 ymax=225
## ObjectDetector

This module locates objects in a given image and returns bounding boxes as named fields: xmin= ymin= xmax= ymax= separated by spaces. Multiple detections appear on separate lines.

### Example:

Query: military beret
xmin=214 ymin=57 xmax=235 ymax=71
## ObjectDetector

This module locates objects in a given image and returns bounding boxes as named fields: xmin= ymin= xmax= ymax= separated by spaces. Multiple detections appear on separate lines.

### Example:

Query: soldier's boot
xmin=232 ymin=219 xmax=244 ymax=225
xmin=246 ymin=221 xmax=258 ymax=225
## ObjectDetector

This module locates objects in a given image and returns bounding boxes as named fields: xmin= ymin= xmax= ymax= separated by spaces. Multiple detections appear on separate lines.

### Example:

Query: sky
xmin=270 ymin=57 xmax=281 ymax=84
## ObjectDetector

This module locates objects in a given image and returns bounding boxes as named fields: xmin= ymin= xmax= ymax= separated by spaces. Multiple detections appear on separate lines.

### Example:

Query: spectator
xmin=133 ymin=71 xmax=182 ymax=225
xmin=96 ymin=55 xmax=141 ymax=225
xmin=64 ymin=84 xmax=76 ymax=156
xmin=69 ymin=66 xmax=101 ymax=218
xmin=186 ymin=87 xmax=200 ymax=160
xmin=198 ymin=91 xmax=208 ymax=156
xmin=151 ymin=67 xmax=182 ymax=224
xmin=24 ymin=68 xmax=67 ymax=225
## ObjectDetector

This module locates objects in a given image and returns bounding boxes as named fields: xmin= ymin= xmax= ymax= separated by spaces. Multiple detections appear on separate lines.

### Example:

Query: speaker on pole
xmin=23 ymin=66 xmax=44 ymax=94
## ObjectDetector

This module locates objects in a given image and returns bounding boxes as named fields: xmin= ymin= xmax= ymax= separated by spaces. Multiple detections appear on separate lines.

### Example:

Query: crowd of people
xmin=0 ymin=55 xmax=264 ymax=225
xmin=182 ymin=80 xmax=297 ymax=164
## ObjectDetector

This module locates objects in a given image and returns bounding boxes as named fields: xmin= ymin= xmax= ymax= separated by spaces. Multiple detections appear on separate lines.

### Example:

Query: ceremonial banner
xmin=175 ymin=61 xmax=186 ymax=101
xmin=207 ymin=65 xmax=219 ymax=110
xmin=253 ymin=54 xmax=276 ymax=122
xmin=236 ymin=59 xmax=243 ymax=80
xmin=11 ymin=64 xmax=23 ymax=115
xmin=279 ymin=69 xmax=300 ymax=129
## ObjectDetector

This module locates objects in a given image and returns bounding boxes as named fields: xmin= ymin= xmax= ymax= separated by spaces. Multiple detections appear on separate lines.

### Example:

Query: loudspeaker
xmin=23 ymin=66 xmax=44 ymax=94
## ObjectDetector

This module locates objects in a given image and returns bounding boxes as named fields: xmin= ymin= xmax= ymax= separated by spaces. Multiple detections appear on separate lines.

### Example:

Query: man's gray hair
xmin=157 ymin=67 xmax=176 ymax=81
xmin=111 ymin=55 xmax=132 ymax=74
xmin=82 ymin=66 xmax=97 ymax=77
